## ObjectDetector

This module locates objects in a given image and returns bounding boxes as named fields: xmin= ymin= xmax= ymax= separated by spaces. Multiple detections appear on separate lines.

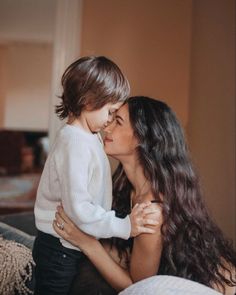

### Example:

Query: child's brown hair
xmin=55 ymin=56 xmax=130 ymax=120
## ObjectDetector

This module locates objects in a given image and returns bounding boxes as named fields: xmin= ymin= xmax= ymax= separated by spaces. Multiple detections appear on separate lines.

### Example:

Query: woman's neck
xmin=121 ymin=157 xmax=150 ymax=197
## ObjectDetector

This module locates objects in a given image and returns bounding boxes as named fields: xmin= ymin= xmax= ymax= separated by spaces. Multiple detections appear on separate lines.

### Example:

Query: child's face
xmin=84 ymin=102 xmax=123 ymax=133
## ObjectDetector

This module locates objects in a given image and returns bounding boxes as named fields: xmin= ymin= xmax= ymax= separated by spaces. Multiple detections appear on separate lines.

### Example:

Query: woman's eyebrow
xmin=116 ymin=115 xmax=124 ymax=121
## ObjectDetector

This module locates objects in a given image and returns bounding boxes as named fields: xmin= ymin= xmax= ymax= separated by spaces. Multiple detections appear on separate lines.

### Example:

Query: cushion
xmin=0 ymin=221 xmax=35 ymax=249
xmin=119 ymin=275 xmax=222 ymax=295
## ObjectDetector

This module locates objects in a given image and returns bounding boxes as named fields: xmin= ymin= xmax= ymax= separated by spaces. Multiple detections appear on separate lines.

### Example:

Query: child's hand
xmin=129 ymin=201 xmax=162 ymax=237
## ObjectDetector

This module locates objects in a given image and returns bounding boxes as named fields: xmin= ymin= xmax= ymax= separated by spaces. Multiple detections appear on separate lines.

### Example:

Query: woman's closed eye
xmin=115 ymin=115 xmax=124 ymax=125
xmin=116 ymin=119 xmax=122 ymax=125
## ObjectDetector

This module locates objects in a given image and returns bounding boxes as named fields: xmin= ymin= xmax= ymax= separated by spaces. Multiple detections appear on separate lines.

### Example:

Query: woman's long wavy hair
xmin=111 ymin=96 xmax=236 ymax=292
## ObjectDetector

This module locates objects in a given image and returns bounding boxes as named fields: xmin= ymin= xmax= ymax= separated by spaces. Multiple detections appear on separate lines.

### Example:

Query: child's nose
xmin=107 ymin=114 xmax=114 ymax=123
xmin=104 ymin=125 xmax=110 ymax=133
xmin=104 ymin=121 xmax=115 ymax=133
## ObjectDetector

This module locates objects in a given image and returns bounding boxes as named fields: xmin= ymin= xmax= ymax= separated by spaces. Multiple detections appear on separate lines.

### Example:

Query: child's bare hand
xmin=129 ymin=201 xmax=162 ymax=237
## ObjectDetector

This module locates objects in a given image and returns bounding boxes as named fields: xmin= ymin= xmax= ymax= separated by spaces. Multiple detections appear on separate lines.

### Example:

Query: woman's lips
xmin=104 ymin=137 xmax=113 ymax=143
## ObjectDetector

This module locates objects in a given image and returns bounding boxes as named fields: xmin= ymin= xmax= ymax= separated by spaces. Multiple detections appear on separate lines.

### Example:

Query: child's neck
xmin=67 ymin=115 xmax=92 ymax=134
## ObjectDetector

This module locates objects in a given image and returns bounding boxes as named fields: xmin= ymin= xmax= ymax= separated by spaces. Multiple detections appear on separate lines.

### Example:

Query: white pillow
xmin=119 ymin=275 xmax=222 ymax=295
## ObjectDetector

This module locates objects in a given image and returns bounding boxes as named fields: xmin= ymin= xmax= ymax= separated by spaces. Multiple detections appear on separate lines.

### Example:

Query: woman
xmin=54 ymin=96 xmax=236 ymax=294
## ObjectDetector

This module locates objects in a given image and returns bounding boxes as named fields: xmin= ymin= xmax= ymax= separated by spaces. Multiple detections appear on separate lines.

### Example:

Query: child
xmin=33 ymin=56 xmax=155 ymax=294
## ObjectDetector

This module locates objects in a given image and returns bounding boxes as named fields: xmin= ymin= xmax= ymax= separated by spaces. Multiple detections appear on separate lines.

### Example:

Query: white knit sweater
xmin=34 ymin=124 xmax=131 ymax=250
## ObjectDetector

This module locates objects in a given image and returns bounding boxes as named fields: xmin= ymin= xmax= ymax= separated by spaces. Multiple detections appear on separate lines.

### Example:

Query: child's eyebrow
xmin=115 ymin=115 xmax=124 ymax=121
xmin=110 ymin=107 xmax=120 ymax=113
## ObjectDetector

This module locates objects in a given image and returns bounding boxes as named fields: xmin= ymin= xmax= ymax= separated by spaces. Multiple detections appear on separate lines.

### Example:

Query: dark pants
xmin=32 ymin=231 xmax=85 ymax=295
xmin=70 ymin=258 xmax=117 ymax=295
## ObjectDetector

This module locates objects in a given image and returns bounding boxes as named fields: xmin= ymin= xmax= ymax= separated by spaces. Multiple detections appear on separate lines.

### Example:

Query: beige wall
xmin=81 ymin=0 xmax=235 ymax=243
xmin=0 ymin=0 xmax=56 ymax=43
xmin=81 ymin=0 xmax=192 ymax=127
xmin=0 ymin=45 xmax=7 ymax=128
xmin=2 ymin=42 xmax=53 ymax=131
xmin=188 ymin=0 xmax=235 ymax=242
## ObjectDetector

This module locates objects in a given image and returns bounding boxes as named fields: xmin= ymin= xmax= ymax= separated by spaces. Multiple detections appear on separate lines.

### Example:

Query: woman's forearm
xmin=129 ymin=230 xmax=163 ymax=282
xmin=82 ymin=240 xmax=133 ymax=291
xmin=129 ymin=202 xmax=163 ymax=282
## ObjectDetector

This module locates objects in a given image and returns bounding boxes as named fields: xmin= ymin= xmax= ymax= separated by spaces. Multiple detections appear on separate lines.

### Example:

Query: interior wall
xmin=81 ymin=0 xmax=192 ymax=127
xmin=0 ymin=0 xmax=56 ymax=43
xmin=81 ymin=0 xmax=235 ymax=244
xmin=0 ymin=46 xmax=7 ymax=128
xmin=3 ymin=42 xmax=53 ymax=131
xmin=188 ymin=0 xmax=236 ymax=243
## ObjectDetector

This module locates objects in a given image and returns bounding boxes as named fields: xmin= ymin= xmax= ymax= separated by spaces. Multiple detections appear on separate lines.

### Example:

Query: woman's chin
xmin=104 ymin=149 xmax=113 ymax=156
xmin=104 ymin=148 xmax=117 ymax=158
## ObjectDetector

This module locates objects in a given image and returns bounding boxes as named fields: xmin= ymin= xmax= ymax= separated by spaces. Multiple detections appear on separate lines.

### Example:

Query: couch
xmin=0 ymin=213 xmax=223 ymax=295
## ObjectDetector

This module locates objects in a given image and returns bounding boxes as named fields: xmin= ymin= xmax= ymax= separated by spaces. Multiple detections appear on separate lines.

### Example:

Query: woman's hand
xmin=129 ymin=201 xmax=163 ymax=237
xmin=53 ymin=205 xmax=133 ymax=291
xmin=53 ymin=205 xmax=97 ymax=253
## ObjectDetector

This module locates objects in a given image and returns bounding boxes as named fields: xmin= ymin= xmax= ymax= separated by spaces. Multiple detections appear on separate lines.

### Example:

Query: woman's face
xmin=103 ymin=103 xmax=138 ymax=160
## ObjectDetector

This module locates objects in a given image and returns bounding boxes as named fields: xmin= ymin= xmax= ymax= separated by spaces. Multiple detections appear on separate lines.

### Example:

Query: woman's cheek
xmin=104 ymin=143 xmax=113 ymax=154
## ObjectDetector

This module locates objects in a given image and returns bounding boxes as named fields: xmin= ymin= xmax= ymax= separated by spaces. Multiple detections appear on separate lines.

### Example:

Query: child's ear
xmin=83 ymin=103 xmax=94 ymax=112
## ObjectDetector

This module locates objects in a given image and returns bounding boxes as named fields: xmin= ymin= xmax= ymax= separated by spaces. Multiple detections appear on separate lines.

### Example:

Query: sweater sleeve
xmin=56 ymin=139 xmax=131 ymax=240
